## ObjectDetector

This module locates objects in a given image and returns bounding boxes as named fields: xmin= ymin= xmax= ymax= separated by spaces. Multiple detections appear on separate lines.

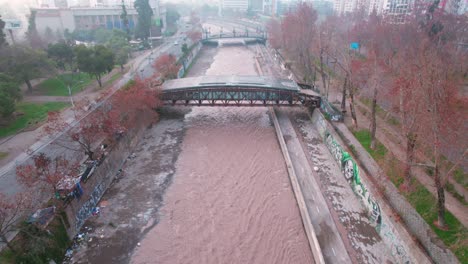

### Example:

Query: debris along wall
xmin=310 ymin=110 xmax=430 ymax=264
xmin=64 ymin=114 xmax=150 ymax=238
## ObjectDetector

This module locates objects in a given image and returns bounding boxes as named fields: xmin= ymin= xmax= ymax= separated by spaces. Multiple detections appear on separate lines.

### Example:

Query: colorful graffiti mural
xmin=320 ymin=99 xmax=343 ymax=122
xmin=324 ymin=131 xmax=382 ymax=228
xmin=318 ymin=122 xmax=411 ymax=263
xmin=75 ymin=181 xmax=106 ymax=231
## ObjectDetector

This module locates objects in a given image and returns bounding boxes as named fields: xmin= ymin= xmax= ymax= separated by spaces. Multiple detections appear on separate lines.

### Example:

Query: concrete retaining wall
xmin=270 ymin=108 xmax=325 ymax=264
xmin=310 ymin=110 xmax=433 ymax=264
xmin=177 ymin=43 xmax=202 ymax=78
xmin=63 ymin=116 xmax=149 ymax=237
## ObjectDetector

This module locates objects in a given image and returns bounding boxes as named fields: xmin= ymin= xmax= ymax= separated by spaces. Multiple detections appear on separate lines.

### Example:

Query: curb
xmin=269 ymin=107 xmax=325 ymax=264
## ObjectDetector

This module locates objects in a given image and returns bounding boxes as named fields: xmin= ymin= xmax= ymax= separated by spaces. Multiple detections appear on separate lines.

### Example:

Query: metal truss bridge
xmin=161 ymin=75 xmax=321 ymax=108
xmin=201 ymin=32 xmax=267 ymax=45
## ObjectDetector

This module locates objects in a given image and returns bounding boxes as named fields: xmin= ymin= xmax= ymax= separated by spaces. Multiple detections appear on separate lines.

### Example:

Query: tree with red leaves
xmin=411 ymin=33 xmax=467 ymax=228
xmin=352 ymin=14 xmax=396 ymax=149
xmin=280 ymin=2 xmax=318 ymax=83
xmin=190 ymin=11 xmax=200 ymax=25
xmin=44 ymin=109 xmax=112 ymax=161
xmin=153 ymin=53 xmax=180 ymax=81
xmin=0 ymin=193 xmax=31 ymax=253
xmin=266 ymin=18 xmax=282 ymax=50
xmin=187 ymin=30 xmax=202 ymax=43
xmin=109 ymin=78 xmax=161 ymax=130
xmin=16 ymin=153 xmax=78 ymax=195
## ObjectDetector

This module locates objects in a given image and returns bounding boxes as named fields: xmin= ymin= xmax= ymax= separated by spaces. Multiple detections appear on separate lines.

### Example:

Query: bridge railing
xmin=161 ymin=87 xmax=320 ymax=108
xmin=202 ymin=32 xmax=266 ymax=40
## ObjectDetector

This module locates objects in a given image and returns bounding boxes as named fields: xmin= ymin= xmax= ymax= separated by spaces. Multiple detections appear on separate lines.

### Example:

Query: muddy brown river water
xmin=131 ymin=45 xmax=313 ymax=263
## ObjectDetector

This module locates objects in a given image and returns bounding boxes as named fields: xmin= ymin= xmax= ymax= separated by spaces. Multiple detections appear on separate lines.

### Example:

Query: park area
xmin=36 ymin=73 xmax=92 ymax=96
xmin=0 ymin=102 xmax=69 ymax=139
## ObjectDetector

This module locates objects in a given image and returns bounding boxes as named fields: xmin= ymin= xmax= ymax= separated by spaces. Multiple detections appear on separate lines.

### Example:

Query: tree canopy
xmin=0 ymin=15 xmax=6 ymax=47
xmin=0 ymin=45 xmax=54 ymax=93
xmin=120 ymin=0 xmax=130 ymax=40
xmin=0 ymin=73 xmax=20 ymax=118
xmin=26 ymin=10 xmax=43 ymax=49
xmin=75 ymin=45 xmax=114 ymax=87
xmin=134 ymin=0 xmax=153 ymax=40
xmin=47 ymin=41 xmax=74 ymax=71
xmin=166 ymin=4 xmax=180 ymax=26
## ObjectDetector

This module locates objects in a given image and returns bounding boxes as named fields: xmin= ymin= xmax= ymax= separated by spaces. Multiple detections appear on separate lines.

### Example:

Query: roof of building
xmin=162 ymin=75 xmax=301 ymax=92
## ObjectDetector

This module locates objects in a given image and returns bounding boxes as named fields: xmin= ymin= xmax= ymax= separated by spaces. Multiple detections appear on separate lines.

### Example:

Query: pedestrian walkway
xmin=0 ymin=44 xmax=159 ymax=179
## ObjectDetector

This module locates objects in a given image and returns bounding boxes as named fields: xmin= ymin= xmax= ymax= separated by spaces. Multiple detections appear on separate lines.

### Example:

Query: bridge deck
xmin=161 ymin=75 xmax=321 ymax=108
xmin=162 ymin=75 xmax=301 ymax=92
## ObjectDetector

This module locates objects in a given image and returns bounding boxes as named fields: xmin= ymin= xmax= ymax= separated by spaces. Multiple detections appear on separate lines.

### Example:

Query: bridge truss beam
xmin=162 ymin=87 xmax=321 ymax=108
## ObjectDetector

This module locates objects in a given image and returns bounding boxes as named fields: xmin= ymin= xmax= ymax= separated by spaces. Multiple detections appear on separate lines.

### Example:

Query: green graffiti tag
xmin=324 ymin=132 xmax=382 ymax=228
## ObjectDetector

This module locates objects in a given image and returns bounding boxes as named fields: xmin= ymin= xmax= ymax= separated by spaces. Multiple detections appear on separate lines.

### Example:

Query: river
xmin=131 ymin=45 xmax=313 ymax=263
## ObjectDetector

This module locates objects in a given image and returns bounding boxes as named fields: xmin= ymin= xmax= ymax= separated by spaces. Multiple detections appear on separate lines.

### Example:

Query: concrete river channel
xmin=71 ymin=33 xmax=397 ymax=263
xmin=131 ymin=45 xmax=314 ymax=263
xmin=70 ymin=44 xmax=314 ymax=263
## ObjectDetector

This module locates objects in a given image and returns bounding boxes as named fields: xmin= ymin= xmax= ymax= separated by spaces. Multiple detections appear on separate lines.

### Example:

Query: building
xmin=332 ymin=0 xmax=359 ymax=15
xmin=311 ymin=0 xmax=334 ymax=17
xmin=33 ymin=0 xmax=165 ymax=37
xmin=221 ymin=0 xmax=249 ymax=11
xmin=367 ymin=0 xmax=385 ymax=14
xmin=383 ymin=0 xmax=412 ymax=23
xmin=250 ymin=0 xmax=264 ymax=12
xmin=442 ymin=0 xmax=467 ymax=14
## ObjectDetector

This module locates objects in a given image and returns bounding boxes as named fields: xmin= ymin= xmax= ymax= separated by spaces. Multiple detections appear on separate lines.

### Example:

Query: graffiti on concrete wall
xmin=324 ymin=131 xmax=382 ymax=228
xmin=177 ymin=43 xmax=202 ymax=78
xmin=320 ymin=99 xmax=343 ymax=122
xmin=321 ymin=127 xmax=412 ymax=263
xmin=75 ymin=182 xmax=106 ymax=231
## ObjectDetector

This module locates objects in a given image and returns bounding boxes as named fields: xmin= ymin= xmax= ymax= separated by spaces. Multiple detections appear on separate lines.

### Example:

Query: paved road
xmin=138 ymin=20 xmax=196 ymax=79
xmin=0 ymin=22 xmax=198 ymax=195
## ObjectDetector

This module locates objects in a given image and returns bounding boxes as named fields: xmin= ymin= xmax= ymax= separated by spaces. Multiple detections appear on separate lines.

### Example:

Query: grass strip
xmin=353 ymin=129 xmax=467 ymax=262
xmin=0 ymin=102 xmax=69 ymax=138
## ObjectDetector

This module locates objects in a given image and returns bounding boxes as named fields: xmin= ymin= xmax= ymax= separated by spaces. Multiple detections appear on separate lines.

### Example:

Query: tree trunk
xmin=96 ymin=75 xmax=102 ymax=87
xmin=434 ymin=163 xmax=446 ymax=228
xmin=403 ymin=133 xmax=416 ymax=188
xmin=120 ymin=64 xmax=124 ymax=72
xmin=85 ymin=149 xmax=94 ymax=160
xmin=341 ymin=74 xmax=347 ymax=113
xmin=25 ymin=78 xmax=33 ymax=93
xmin=319 ymin=49 xmax=327 ymax=95
xmin=0 ymin=234 xmax=16 ymax=253
xmin=349 ymin=85 xmax=358 ymax=129
xmin=370 ymin=87 xmax=378 ymax=149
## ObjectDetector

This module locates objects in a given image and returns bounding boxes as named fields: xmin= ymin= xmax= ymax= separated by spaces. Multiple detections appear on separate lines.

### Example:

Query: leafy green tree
xmin=93 ymin=28 xmax=113 ymax=44
xmin=44 ymin=26 xmax=55 ymax=44
xmin=0 ymin=73 xmax=21 ymax=118
xmin=63 ymin=29 xmax=72 ymax=41
xmin=47 ymin=42 xmax=74 ymax=71
xmin=0 ymin=45 xmax=54 ymax=93
xmin=181 ymin=43 xmax=189 ymax=57
xmin=120 ymin=0 xmax=130 ymax=40
xmin=75 ymin=45 xmax=114 ymax=87
xmin=26 ymin=10 xmax=43 ymax=49
xmin=134 ymin=0 xmax=153 ymax=40
xmin=115 ymin=47 xmax=130 ymax=71
xmin=0 ymin=15 xmax=6 ymax=47
xmin=166 ymin=4 xmax=180 ymax=26
xmin=106 ymin=30 xmax=130 ymax=71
